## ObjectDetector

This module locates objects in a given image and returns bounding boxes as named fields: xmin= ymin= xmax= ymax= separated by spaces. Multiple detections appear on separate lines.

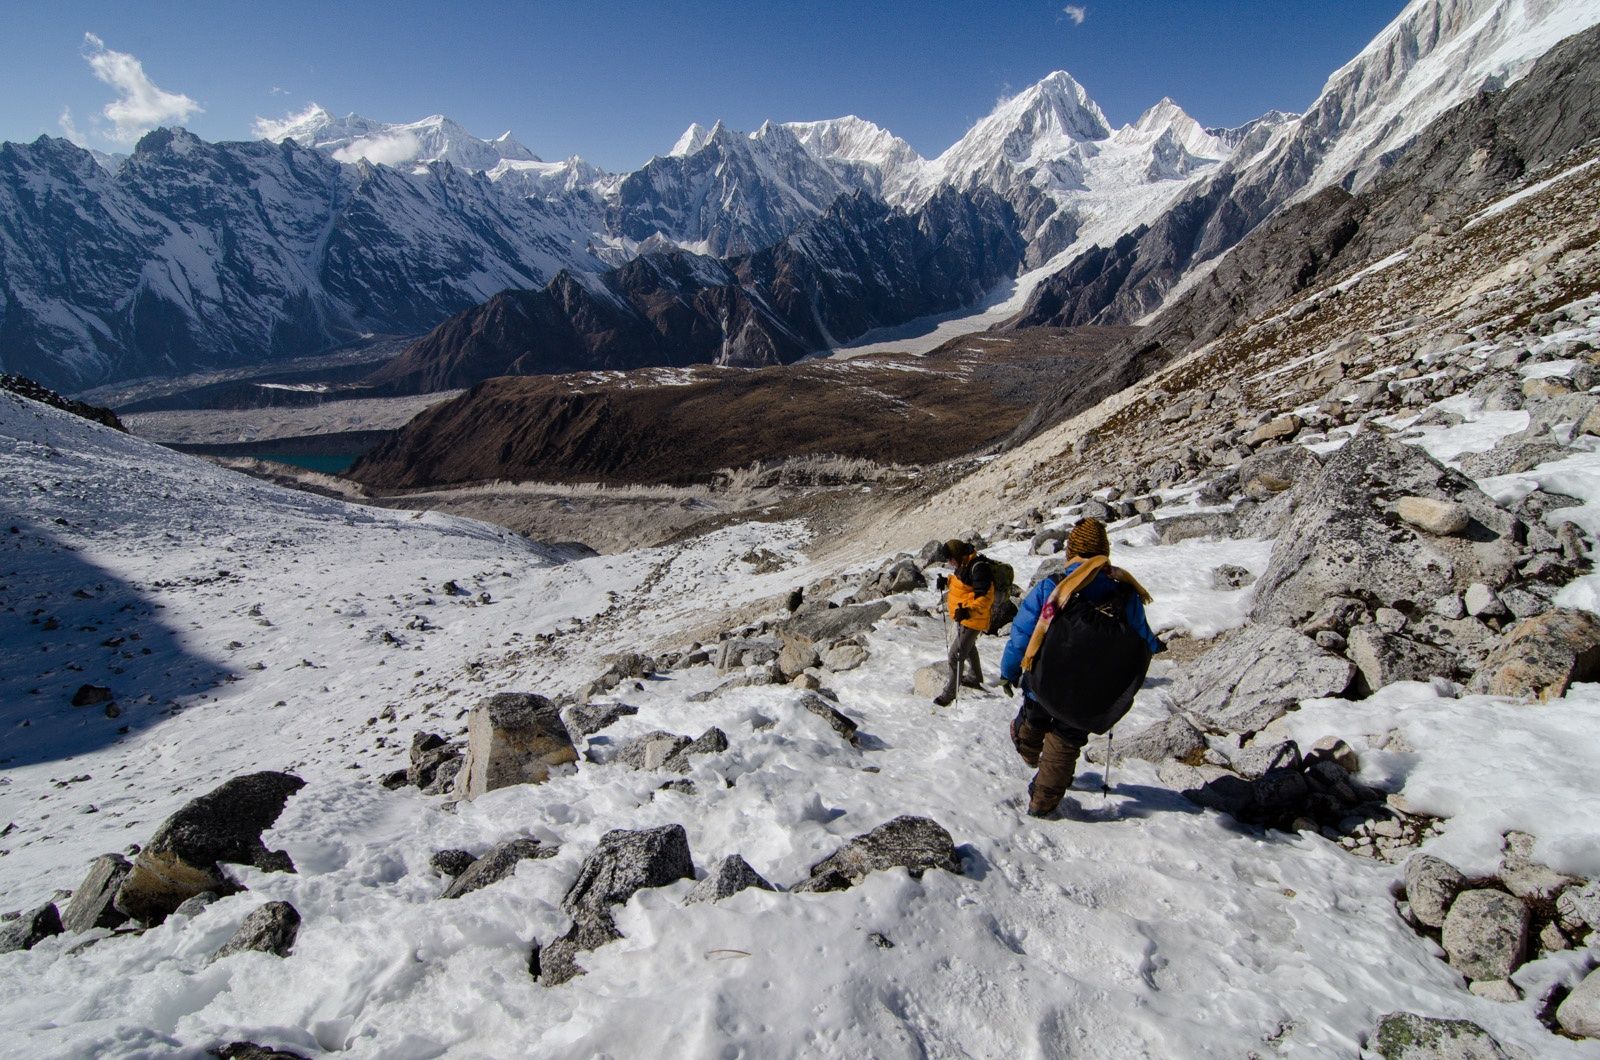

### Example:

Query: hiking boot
xmin=959 ymin=676 xmax=984 ymax=690
xmin=932 ymin=691 xmax=954 ymax=707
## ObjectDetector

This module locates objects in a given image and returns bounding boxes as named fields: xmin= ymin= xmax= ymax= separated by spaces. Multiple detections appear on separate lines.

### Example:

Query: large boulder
xmin=561 ymin=825 xmax=695 ymax=926
xmin=1468 ymin=608 xmax=1600 ymax=700
xmin=1176 ymin=626 xmax=1354 ymax=734
xmin=685 ymin=854 xmax=776 ymax=904
xmin=778 ymin=602 xmax=890 ymax=657
xmin=543 ymin=824 xmax=695 ymax=985
xmin=439 ymin=838 xmax=557 ymax=899
xmin=211 ymin=901 xmax=300 ymax=961
xmin=1557 ymin=966 xmax=1600 ymax=1039
xmin=0 ymin=903 xmax=63 ymax=953
xmin=1403 ymin=854 xmax=1468 ymax=930
xmin=1440 ymin=889 xmax=1529 ymax=981
xmin=1371 ymin=1012 xmax=1513 ymax=1059
xmin=454 ymin=693 xmax=577 ymax=801
xmin=793 ymin=816 xmax=961 ymax=893
xmin=1251 ymin=433 xmax=1516 ymax=628
xmin=1346 ymin=625 xmax=1457 ymax=693
xmin=61 ymin=853 xmax=132 ymax=933
xmin=114 ymin=772 xmax=304 ymax=925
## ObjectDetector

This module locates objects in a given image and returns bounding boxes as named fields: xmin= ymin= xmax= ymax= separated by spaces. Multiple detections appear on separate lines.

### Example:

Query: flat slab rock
xmin=794 ymin=816 xmax=962 ymax=893
xmin=61 ymin=853 xmax=132 ymax=933
xmin=1177 ymin=625 xmax=1354 ymax=734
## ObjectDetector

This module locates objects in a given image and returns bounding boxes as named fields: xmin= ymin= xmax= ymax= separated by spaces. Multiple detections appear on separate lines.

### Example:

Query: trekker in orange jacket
xmin=934 ymin=539 xmax=994 ymax=707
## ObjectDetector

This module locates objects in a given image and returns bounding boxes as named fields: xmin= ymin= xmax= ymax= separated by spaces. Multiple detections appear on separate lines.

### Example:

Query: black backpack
xmin=1026 ymin=582 xmax=1151 ymax=734
xmin=986 ymin=560 xmax=1018 ymax=635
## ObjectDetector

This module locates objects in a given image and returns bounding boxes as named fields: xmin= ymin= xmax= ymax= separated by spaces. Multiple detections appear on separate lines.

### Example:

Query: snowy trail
xmin=4 ymin=389 xmax=1600 ymax=1057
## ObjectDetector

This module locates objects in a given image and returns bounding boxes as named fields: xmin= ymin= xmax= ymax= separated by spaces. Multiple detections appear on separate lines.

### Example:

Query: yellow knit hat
xmin=1067 ymin=517 xmax=1110 ymax=558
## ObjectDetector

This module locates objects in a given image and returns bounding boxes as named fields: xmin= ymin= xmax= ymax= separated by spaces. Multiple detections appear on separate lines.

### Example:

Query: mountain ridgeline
xmin=367 ymin=189 xmax=1024 ymax=394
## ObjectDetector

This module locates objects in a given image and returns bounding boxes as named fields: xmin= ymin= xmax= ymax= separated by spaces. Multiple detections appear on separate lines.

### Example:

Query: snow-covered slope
xmin=255 ymin=105 xmax=541 ymax=173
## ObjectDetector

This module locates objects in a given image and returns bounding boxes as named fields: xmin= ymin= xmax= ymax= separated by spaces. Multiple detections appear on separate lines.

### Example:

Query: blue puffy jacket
xmin=1000 ymin=562 xmax=1163 ymax=686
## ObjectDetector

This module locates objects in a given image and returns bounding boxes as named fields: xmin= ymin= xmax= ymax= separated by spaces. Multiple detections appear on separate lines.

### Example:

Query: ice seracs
xmin=254 ymin=103 xmax=541 ymax=173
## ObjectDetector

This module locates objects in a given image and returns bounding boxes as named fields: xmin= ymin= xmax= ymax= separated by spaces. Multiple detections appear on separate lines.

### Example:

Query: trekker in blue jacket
xmin=1000 ymin=516 xmax=1163 ymax=817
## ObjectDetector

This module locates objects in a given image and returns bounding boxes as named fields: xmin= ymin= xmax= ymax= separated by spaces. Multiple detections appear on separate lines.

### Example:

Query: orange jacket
xmin=948 ymin=560 xmax=995 ymax=631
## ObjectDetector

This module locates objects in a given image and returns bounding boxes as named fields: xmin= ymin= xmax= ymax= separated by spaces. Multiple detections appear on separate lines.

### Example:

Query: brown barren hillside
xmin=347 ymin=328 xmax=1131 ymax=489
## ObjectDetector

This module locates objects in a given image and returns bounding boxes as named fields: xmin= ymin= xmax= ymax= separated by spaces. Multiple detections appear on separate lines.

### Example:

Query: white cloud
xmin=332 ymin=131 xmax=423 ymax=167
xmin=270 ymin=86 xmax=290 ymax=96
xmin=1062 ymin=5 xmax=1087 ymax=25
xmin=82 ymin=33 xmax=202 ymax=143
xmin=58 ymin=107 xmax=86 ymax=146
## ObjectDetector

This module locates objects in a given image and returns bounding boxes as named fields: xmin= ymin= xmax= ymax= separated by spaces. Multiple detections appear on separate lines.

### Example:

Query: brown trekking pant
xmin=1011 ymin=698 xmax=1088 ymax=815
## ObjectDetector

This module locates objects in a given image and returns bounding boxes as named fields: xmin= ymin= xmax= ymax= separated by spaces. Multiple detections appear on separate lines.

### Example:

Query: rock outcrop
xmin=794 ymin=817 xmax=962 ymax=893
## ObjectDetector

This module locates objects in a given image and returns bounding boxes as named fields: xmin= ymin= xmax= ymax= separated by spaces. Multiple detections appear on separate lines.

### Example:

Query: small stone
xmin=1210 ymin=564 xmax=1255 ymax=590
xmin=440 ymin=838 xmax=555 ymax=899
xmin=1467 ymin=979 xmax=1520 ymax=1003
xmin=429 ymin=849 xmax=475 ymax=878
xmin=796 ymin=692 xmax=860 ymax=744
xmin=0 ymin=904 xmax=63 ymax=953
xmin=1463 ymin=583 xmax=1507 ymax=620
xmin=684 ymin=855 xmax=776 ymax=904
xmin=1433 ymin=595 xmax=1467 ymax=620
xmin=1538 ymin=921 xmax=1569 ymax=952
xmin=1314 ymin=630 xmax=1346 ymax=651
xmin=1395 ymin=497 xmax=1469 ymax=536
xmin=820 ymin=643 xmax=869 ymax=672
xmin=912 ymin=664 xmax=947 ymax=699
xmin=1247 ymin=414 xmax=1301 ymax=446
xmin=211 ymin=901 xmax=300 ymax=960
xmin=660 ymin=727 xmax=730 ymax=773
xmin=867 ymin=932 xmax=895 ymax=949
xmin=1307 ymin=736 xmax=1359 ymax=774
xmin=1403 ymin=854 xmax=1468 ymax=929
xmin=1556 ymin=881 xmax=1600 ymax=932
xmin=1373 ymin=608 xmax=1408 ymax=634
xmin=172 ymin=892 xmax=218 ymax=918
xmin=564 ymin=702 xmax=638 ymax=738
xmin=70 ymin=684 xmax=112 ymax=707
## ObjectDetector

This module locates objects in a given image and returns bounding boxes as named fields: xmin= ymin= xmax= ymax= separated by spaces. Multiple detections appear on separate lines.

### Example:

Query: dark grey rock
xmin=429 ymin=849 xmax=475 ymax=878
xmin=212 ymin=1043 xmax=310 ymax=1059
xmin=615 ymin=731 xmax=693 ymax=771
xmin=561 ymin=824 xmax=695 ymax=924
xmin=780 ymin=601 xmax=890 ymax=649
xmin=440 ymin=838 xmax=555 ymax=899
xmin=536 ymin=916 xmax=622 ymax=986
xmin=61 ymin=853 xmax=132 ymax=933
xmin=173 ymin=892 xmax=219 ymax=918
xmin=0 ymin=903 xmax=63 ymax=953
xmin=1372 ymin=1012 xmax=1513 ymax=1059
xmin=114 ymin=771 xmax=305 ymax=925
xmin=211 ymin=901 xmax=300 ymax=961
xmin=685 ymin=855 xmax=776 ymax=904
xmin=1210 ymin=564 xmax=1255 ymax=590
xmin=1441 ymin=889 xmax=1530 ymax=981
xmin=661 ymin=727 xmax=730 ymax=774
xmin=1403 ymin=854 xmax=1468 ymax=929
xmin=796 ymin=692 xmax=860 ymax=744
xmin=406 ymin=732 xmax=460 ymax=790
xmin=565 ymin=702 xmax=639 ymax=738
xmin=421 ymin=756 xmax=463 ymax=796
xmin=794 ymin=816 xmax=961 ymax=893
xmin=71 ymin=684 xmax=113 ymax=707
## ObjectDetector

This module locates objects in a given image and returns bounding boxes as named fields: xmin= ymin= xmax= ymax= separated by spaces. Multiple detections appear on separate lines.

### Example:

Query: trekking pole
xmin=1101 ymin=731 xmax=1114 ymax=802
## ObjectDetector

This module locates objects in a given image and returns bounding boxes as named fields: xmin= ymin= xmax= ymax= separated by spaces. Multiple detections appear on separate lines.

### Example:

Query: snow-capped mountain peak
xmin=668 ymin=122 xmax=714 ymax=157
xmin=253 ymin=104 xmax=540 ymax=173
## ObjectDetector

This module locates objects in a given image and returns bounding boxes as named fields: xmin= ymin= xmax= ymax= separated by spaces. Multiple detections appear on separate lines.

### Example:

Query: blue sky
xmin=4 ymin=1 xmax=1407 ymax=171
